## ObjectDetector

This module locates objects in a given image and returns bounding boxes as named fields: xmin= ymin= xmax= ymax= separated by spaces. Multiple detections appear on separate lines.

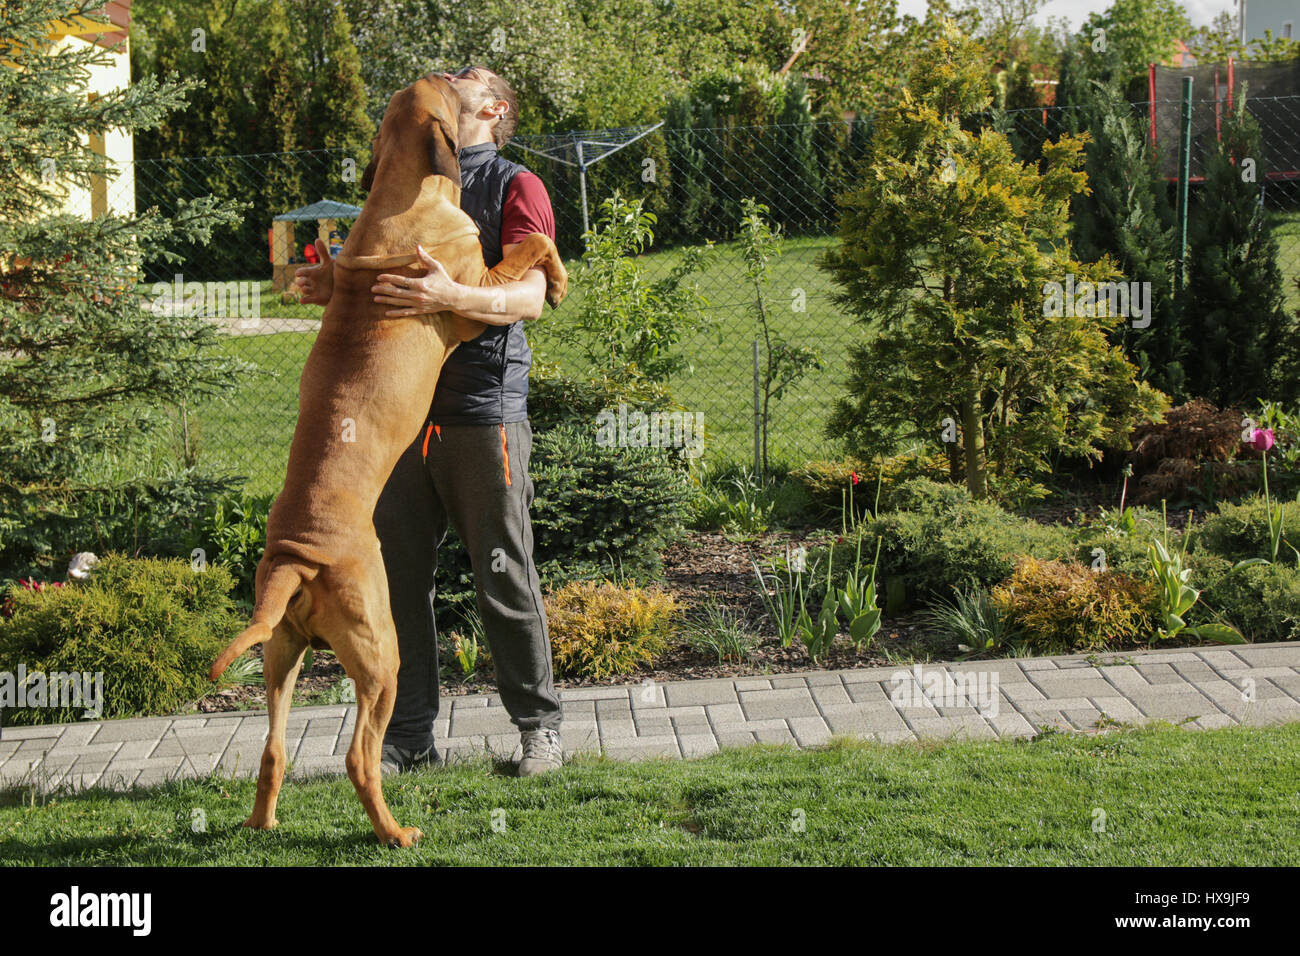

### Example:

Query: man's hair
xmin=467 ymin=66 xmax=519 ymax=147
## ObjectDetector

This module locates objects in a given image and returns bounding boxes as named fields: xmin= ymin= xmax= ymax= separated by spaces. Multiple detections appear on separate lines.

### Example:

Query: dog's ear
xmin=360 ymin=135 xmax=380 ymax=192
xmin=429 ymin=116 xmax=460 ymax=183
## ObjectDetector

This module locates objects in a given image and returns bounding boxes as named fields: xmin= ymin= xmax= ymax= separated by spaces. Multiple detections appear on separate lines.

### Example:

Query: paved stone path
xmin=2 ymin=642 xmax=1298 ymax=791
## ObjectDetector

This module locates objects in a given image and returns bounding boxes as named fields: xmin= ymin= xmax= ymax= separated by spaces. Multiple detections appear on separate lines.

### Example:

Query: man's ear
xmin=360 ymin=135 xmax=379 ymax=192
xmin=429 ymin=116 xmax=460 ymax=182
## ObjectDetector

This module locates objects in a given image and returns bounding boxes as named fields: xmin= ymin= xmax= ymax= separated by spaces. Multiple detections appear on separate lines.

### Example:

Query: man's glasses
xmin=447 ymin=66 xmax=491 ymax=87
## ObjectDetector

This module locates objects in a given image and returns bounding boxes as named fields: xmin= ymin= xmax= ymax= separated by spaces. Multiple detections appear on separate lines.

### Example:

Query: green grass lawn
xmin=529 ymin=234 xmax=857 ymax=469
xmin=186 ymin=331 xmax=310 ymax=497
xmin=2 ymin=723 xmax=1297 ymax=866
xmin=1274 ymin=210 xmax=1300 ymax=314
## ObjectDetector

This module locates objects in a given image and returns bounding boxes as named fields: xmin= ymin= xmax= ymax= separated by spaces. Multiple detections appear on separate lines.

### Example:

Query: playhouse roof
xmin=273 ymin=199 xmax=363 ymax=222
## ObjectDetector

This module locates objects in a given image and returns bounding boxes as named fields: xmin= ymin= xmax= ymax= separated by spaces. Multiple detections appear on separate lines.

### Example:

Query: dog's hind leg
xmin=332 ymin=627 xmax=421 ymax=848
xmin=244 ymin=626 xmax=308 ymax=830
xmin=321 ymin=555 xmax=421 ymax=847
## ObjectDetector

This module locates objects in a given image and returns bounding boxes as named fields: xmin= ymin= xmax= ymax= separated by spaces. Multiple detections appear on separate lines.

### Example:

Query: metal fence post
xmin=753 ymin=339 xmax=762 ymax=480
xmin=1176 ymin=76 xmax=1193 ymax=294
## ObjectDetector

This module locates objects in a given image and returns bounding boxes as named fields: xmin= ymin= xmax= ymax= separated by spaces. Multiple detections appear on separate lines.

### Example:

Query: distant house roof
xmin=273 ymin=199 xmax=364 ymax=222
xmin=1168 ymin=39 xmax=1197 ymax=68
xmin=54 ymin=2 xmax=132 ymax=50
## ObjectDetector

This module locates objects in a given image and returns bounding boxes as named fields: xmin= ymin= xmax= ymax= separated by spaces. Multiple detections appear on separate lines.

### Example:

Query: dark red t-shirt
xmin=500 ymin=171 xmax=556 ymax=245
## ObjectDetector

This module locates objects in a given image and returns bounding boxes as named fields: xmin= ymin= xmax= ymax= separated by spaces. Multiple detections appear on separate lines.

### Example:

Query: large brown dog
xmin=209 ymin=74 xmax=567 ymax=847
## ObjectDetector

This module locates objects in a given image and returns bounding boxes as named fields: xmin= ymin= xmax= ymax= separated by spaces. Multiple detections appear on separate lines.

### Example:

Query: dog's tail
xmin=209 ymin=562 xmax=303 ymax=681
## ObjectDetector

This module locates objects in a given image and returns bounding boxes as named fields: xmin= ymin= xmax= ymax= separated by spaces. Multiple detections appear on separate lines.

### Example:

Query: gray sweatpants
xmin=373 ymin=419 xmax=562 ymax=751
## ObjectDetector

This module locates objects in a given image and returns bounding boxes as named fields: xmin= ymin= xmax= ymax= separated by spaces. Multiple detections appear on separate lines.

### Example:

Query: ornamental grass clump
xmin=545 ymin=580 xmax=678 ymax=680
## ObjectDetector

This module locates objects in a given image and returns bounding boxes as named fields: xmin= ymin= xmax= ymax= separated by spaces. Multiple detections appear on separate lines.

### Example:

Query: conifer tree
xmin=822 ymin=22 xmax=1166 ymax=500
xmin=1065 ymin=78 xmax=1184 ymax=400
xmin=1181 ymin=97 xmax=1298 ymax=407
xmin=0 ymin=1 xmax=244 ymax=577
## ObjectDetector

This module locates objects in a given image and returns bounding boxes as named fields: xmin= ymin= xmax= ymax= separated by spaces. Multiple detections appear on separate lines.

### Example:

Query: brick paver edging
xmin=2 ymin=642 xmax=1297 ymax=791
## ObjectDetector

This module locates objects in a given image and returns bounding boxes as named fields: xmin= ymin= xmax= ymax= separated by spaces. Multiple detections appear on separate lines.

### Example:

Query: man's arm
xmin=372 ymin=244 xmax=546 ymax=324
xmin=373 ymin=170 xmax=556 ymax=323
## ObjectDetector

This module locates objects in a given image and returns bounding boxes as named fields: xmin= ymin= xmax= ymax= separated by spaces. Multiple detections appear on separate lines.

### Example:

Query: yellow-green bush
xmin=545 ymin=581 xmax=678 ymax=680
xmin=989 ymin=557 xmax=1158 ymax=654
xmin=0 ymin=554 xmax=241 ymax=724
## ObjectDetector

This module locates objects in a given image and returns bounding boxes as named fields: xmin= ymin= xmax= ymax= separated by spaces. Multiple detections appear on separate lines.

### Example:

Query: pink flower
xmin=1251 ymin=428 xmax=1275 ymax=452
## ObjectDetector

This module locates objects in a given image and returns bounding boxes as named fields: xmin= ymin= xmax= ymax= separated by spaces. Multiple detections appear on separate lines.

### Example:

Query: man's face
xmin=442 ymin=67 xmax=497 ymax=118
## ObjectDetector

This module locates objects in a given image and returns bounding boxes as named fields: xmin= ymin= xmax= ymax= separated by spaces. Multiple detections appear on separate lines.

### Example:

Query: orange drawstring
xmin=499 ymin=424 xmax=512 ymax=486
xmin=422 ymin=423 xmax=440 ymax=458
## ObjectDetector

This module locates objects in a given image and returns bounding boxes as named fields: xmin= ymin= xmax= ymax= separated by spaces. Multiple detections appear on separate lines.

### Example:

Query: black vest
xmin=428 ymin=142 xmax=534 ymax=425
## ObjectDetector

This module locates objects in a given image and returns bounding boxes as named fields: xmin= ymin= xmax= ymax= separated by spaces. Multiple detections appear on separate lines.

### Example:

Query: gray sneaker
xmin=380 ymin=742 xmax=441 ymax=776
xmin=517 ymin=728 xmax=563 ymax=776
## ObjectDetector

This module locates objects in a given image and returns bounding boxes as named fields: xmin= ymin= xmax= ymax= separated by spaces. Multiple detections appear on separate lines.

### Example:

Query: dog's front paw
xmin=242 ymin=814 xmax=280 ymax=830
xmin=385 ymin=826 xmax=423 ymax=848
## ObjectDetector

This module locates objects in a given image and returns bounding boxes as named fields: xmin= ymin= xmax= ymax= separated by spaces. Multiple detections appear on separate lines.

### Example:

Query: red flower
xmin=850 ymin=471 xmax=860 ymax=485
xmin=16 ymin=578 xmax=62 ymax=593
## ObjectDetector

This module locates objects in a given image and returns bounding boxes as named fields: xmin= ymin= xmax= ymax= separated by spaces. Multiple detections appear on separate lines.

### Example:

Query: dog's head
xmin=360 ymin=74 xmax=461 ymax=193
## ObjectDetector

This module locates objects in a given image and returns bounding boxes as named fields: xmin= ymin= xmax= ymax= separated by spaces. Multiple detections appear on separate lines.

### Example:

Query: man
xmin=294 ymin=66 xmax=563 ymax=776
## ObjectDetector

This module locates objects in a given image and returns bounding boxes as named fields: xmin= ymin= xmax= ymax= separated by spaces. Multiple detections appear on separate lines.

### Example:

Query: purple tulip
xmin=1251 ymin=428 xmax=1275 ymax=452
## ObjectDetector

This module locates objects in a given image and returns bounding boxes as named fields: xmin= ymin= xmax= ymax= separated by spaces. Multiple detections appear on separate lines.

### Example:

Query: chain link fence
xmin=116 ymin=97 xmax=1300 ymax=496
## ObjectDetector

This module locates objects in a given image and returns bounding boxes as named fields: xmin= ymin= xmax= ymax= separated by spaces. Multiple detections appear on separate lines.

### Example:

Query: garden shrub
xmin=1070 ymin=525 xmax=1173 ymax=580
xmin=989 ymin=557 xmax=1159 ymax=654
xmin=0 ymin=469 xmax=237 ymax=585
xmin=545 ymin=580 xmax=678 ymax=680
xmin=1190 ymin=557 xmax=1300 ymax=643
xmin=0 ymin=554 xmax=241 ymax=724
xmin=886 ymin=477 xmax=975 ymax=516
xmin=527 ymin=361 xmax=674 ymax=435
xmin=185 ymin=491 xmax=275 ymax=606
xmin=1127 ymin=400 xmax=1243 ymax=468
xmin=434 ymin=423 xmax=693 ymax=624
xmin=817 ymin=499 xmax=1074 ymax=611
xmin=1194 ymin=496 xmax=1300 ymax=564
xmin=1132 ymin=458 xmax=1258 ymax=507
xmin=530 ymin=424 xmax=693 ymax=571
xmin=789 ymin=452 xmax=950 ymax=520
xmin=1126 ymin=400 xmax=1257 ymax=505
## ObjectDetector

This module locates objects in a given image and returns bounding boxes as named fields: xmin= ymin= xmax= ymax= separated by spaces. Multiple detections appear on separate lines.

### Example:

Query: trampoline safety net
xmin=1150 ymin=59 xmax=1300 ymax=182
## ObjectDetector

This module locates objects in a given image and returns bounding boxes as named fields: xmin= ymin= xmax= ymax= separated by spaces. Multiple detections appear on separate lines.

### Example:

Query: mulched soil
xmin=185 ymin=483 xmax=1206 ymax=715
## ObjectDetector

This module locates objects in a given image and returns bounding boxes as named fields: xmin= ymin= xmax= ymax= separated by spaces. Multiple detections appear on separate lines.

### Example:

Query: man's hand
xmin=373 ymin=245 xmax=462 ymax=318
xmin=293 ymin=238 xmax=334 ymax=305
xmin=373 ymin=243 xmax=547 ymax=324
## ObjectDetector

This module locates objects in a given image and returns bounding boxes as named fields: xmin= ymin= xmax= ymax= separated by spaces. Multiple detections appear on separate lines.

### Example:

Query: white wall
xmin=50 ymin=33 xmax=136 ymax=220
xmin=1242 ymin=0 xmax=1299 ymax=42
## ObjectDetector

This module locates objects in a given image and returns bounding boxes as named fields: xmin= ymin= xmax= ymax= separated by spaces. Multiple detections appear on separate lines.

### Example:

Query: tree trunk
xmin=958 ymin=391 xmax=987 ymax=499
xmin=946 ymin=435 xmax=964 ymax=483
